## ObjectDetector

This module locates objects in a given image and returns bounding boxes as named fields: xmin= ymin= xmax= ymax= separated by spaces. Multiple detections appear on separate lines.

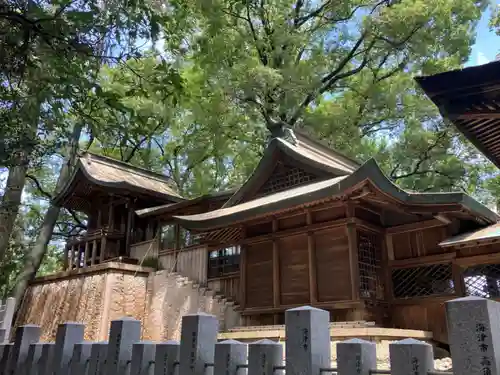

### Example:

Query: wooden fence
xmin=0 ymin=296 xmax=496 ymax=375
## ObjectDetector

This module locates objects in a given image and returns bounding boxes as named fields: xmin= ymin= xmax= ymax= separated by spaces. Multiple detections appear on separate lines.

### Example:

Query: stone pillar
xmin=248 ymin=340 xmax=282 ymax=375
xmin=214 ymin=340 xmax=247 ymax=375
xmin=285 ymin=306 xmax=330 ymax=375
xmin=389 ymin=339 xmax=434 ymax=375
xmin=337 ymin=339 xmax=376 ymax=375
xmin=51 ymin=322 xmax=85 ymax=375
xmin=0 ymin=344 xmax=12 ymax=375
xmin=154 ymin=341 xmax=180 ymax=375
xmin=179 ymin=313 xmax=218 ymax=375
xmin=26 ymin=343 xmax=45 ymax=375
xmin=88 ymin=342 xmax=108 ymax=375
xmin=70 ymin=343 xmax=93 ymax=375
xmin=131 ymin=341 xmax=156 ymax=375
xmin=104 ymin=317 xmax=142 ymax=375
xmin=37 ymin=343 xmax=55 ymax=375
xmin=446 ymin=296 xmax=500 ymax=375
xmin=0 ymin=298 xmax=15 ymax=343
xmin=7 ymin=324 xmax=40 ymax=375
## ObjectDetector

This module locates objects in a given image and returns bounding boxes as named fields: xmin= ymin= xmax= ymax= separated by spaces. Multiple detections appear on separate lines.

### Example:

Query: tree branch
xmin=26 ymin=174 xmax=51 ymax=199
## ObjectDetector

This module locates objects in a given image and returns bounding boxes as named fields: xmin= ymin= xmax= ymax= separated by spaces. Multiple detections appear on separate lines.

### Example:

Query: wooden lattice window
xmin=357 ymin=231 xmax=384 ymax=299
xmin=160 ymin=224 xmax=176 ymax=250
xmin=179 ymin=227 xmax=203 ymax=249
xmin=208 ymin=246 xmax=240 ymax=278
xmin=255 ymin=161 xmax=319 ymax=197
xmin=391 ymin=263 xmax=455 ymax=299
xmin=463 ymin=263 xmax=500 ymax=298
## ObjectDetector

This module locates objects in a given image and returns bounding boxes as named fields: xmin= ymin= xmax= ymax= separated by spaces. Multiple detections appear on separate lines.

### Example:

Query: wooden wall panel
xmin=392 ymin=226 xmax=449 ymax=260
xmin=245 ymin=241 xmax=273 ymax=308
xmin=312 ymin=206 xmax=345 ymax=223
xmin=314 ymin=228 xmax=351 ymax=302
xmin=278 ymin=214 xmax=306 ymax=231
xmin=420 ymin=226 xmax=447 ymax=256
xmin=392 ymin=232 xmax=416 ymax=260
xmin=278 ymin=234 xmax=309 ymax=305
xmin=391 ymin=299 xmax=449 ymax=344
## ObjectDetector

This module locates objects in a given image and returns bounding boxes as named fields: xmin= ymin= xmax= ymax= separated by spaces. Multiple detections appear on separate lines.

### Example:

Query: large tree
xmin=170 ymin=0 xmax=492 ymax=194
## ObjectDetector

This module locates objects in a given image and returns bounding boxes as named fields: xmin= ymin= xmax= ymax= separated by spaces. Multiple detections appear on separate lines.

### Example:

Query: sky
xmin=466 ymin=6 xmax=500 ymax=66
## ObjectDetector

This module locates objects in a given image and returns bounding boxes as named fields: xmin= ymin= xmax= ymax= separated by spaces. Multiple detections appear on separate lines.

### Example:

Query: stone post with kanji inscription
xmin=446 ymin=296 xmax=500 ymax=375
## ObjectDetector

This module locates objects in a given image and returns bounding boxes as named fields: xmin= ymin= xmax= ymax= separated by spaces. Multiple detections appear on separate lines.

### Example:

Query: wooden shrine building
xmin=50 ymin=62 xmax=500 ymax=344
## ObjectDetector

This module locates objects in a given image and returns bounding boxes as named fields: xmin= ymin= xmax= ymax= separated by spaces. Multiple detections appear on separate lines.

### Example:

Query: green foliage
xmin=2 ymin=0 xmax=500 ymax=299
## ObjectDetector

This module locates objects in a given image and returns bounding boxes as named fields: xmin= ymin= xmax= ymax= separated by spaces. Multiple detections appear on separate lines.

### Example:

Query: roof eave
xmin=173 ymin=158 xmax=498 ymax=231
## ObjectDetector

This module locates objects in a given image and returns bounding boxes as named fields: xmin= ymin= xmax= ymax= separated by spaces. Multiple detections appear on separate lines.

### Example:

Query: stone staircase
xmin=142 ymin=270 xmax=241 ymax=340
xmin=171 ymin=272 xmax=242 ymax=330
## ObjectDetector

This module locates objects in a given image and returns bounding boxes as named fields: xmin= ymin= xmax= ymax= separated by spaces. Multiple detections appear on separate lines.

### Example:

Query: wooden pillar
xmin=306 ymin=210 xmax=317 ymax=304
xmin=124 ymin=199 xmax=134 ymax=256
xmin=84 ymin=241 xmax=90 ymax=268
xmin=346 ymin=202 xmax=360 ymax=300
xmin=452 ymin=262 xmax=466 ymax=297
xmin=68 ymin=246 xmax=74 ymax=270
xmin=63 ymin=247 xmax=69 ymax=270
xmin=240 ymin=245 xmax=247 ymax=312
xmin=91 ymin=239 xmax=98 ymax=265
xmin=384 ymin=234 xmax=395 ymax=302
xmin=272 ymin=219 xmax=280 ymax=324
xmin=108 ymin=195 xmax=114 ymax=231
xmin=97 ymin=198 xmax=103 ymax=228
xmin=75 ymin=245 xmax=81 ymax=269
xmin=100 ymin=235 xmax=107 ymax=263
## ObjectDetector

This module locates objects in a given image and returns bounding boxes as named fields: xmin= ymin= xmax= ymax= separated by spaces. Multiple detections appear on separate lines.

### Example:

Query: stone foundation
xmin=15 ymin=263 xmax=240 ymax=341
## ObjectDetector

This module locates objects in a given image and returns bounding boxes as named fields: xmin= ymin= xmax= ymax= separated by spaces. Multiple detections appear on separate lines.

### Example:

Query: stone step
xmin=227 ymin=321 xmax=377 ymax=332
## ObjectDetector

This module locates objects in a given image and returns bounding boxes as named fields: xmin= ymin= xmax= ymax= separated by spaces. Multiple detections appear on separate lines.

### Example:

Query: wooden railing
xmin=207 ymin=273 xmax=240 ymax=303
xmin=65 ymin=227 xmax=126 ymax=269
xmin=130 ymin=239 xmax=159 ymax=264
xmin=159 ymin=245 xmax=208 ymax=284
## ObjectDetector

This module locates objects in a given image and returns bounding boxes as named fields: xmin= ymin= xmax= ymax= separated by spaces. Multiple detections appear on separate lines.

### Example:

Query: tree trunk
xmin=0 ymin=152 xmax=30 ymax=264
xmin=12 ymin=123 xmax=83 ymax=306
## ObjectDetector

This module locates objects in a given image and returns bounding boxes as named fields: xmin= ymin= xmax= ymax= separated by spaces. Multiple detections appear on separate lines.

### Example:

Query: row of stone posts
xmin=0 ymin=296 xmax=496 ymax=375
xmin=0 ymin=298 xmax=15 ymax=344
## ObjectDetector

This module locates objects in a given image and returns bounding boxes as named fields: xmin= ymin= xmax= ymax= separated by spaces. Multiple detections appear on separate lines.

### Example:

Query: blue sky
xmin=467 ymin=6 xmax=500 ymax=66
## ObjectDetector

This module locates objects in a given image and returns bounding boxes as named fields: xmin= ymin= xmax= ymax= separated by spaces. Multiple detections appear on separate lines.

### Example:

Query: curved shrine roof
xmin=53 ymin=152 xmax=183 ymax=206
xmin=173 ymin=158 xmax=498 ymax=231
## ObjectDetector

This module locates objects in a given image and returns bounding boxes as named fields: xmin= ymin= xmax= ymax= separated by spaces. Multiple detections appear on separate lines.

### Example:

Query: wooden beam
xmin=455 ymin=252 xmax=500 ymax=267
xmin=452 ymin=111 xmax=500 ymax=120
xmin=389 ymin=252 xmax=456 ymax=268
xmin=239 ymin=300 xmax=363 ymax=315
xmin=386 ymin=219 xmax=446 ymax=235
xmin=353 ymin=218 xmax=383 ymax=234
xmin=347 ymin=224 xmax=360 ymax=300
xmin=242 ymin=218 xmax=349 ymax=245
